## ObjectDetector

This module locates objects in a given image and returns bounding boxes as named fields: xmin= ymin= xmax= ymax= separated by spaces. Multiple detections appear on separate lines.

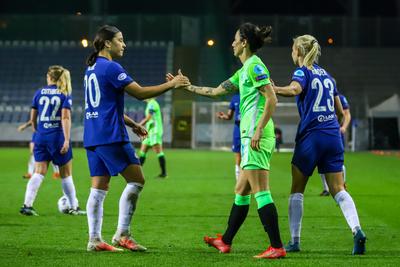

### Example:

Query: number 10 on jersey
xmin=84 ymin=73 xmax=101 ymax=109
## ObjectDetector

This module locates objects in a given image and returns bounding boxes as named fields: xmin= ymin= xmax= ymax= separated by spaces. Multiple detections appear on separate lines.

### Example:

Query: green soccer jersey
xmin=145 ymin=99 xmax=163 ymax=135
xmin=229 ymin=55 xmax=275 ymax=139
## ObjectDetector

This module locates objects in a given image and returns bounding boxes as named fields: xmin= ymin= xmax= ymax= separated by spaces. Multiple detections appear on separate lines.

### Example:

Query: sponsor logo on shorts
xmin=118 ymin=73 xmax=127 ymax=81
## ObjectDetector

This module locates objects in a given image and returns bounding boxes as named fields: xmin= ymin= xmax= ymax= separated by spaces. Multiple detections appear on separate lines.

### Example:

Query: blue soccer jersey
xmin=31 ymin=84 xmax=72 ymax=140
xmin=83 ymin=56 xmax=134 ymax=148
xmin=229 ymin=93 xmax=241 ymax=139
xmin=291 ymin=64 xmax=340 ymax=140
xmin=339 ymin=94 xmax=349 ymax=110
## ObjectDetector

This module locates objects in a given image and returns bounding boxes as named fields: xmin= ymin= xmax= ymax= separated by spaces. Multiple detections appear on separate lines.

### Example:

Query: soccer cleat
xmin=284 ymin=241 xmax=300 ymax=252
xmin=112 ymin=234 xmax=147 ymax=252
xmin=52 ymin=172 xmax=61 ymax=179
xmin=254 ymin=246 xmax=287 ymax=259
xmin=352 ymin=229 xmax=366 ymax=255
xmin=156 ymin=173 xmax=167 ymax=178
xmin=87 ymin=239 xmax=123 ymax=252
xmin=203 ymin=234 xmax=231 ymax=253
xmin=22 ymin=173 xmax=32 ymax=179
xmin=19 ymin=205 xmax=39 ymax=216
xmin=319 ymin=190 xmax=330 ymax=196
xmin=68 ymin=207 xmax=87 ymax=215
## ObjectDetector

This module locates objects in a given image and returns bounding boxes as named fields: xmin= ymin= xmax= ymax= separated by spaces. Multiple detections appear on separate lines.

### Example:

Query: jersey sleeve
xmin=62 ymin=94 xmax=72 ymax=110
xmin=339 ymin=94 xmax=349 ymax=109
xmin=228 ymin=70 xmax=240 ymax=88
xmin=148 ymin=103 xmax=155 ymax=115
xmin=291 ymin=67 xmax=307 ymax=89
xmin=248 ymin=63 xmax=271 ymax=88
xmin=106 ymin=62 xmax=134 ymax=91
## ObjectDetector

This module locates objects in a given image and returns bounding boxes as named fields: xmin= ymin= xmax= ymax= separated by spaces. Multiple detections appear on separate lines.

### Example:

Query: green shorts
xmin=142 ymin=132 xmax=163 ymax=147
xmin=240 ymin=136 xmax=275 ymax=170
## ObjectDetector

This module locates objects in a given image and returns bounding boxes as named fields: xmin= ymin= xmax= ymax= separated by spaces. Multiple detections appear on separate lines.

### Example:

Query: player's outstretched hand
xmin=60 ymin=140 xmax=69 ymax=154
xmin=216 ymin=111 xmax=226 ymax=119
xmin=132 ymin=123 xmax=148 ymax=140
xmin=167 ymin=69 xmax=191 ymax=88
xmin=251 ymin=128 xmax=262 ymax=151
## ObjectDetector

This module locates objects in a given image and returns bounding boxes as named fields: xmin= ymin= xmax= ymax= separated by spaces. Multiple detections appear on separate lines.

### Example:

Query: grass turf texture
xmin=0 ymin=148 xmax=399 ymax=266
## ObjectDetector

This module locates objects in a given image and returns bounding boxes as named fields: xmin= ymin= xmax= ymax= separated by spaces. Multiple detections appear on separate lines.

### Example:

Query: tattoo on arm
xmin=221 ymin=80 xmax=237 ymax=92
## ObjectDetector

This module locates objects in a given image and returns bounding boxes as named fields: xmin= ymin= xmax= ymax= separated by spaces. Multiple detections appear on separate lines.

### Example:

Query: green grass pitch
xmin=0 ymin=148 xmax=399 ymax=266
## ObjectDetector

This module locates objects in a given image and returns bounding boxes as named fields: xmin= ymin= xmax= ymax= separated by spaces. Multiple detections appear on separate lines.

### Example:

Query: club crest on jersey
xmin=118 ymin=73 xmax=127 ymax=81
xmin=294 ymin=69 xmax=305 ymax=77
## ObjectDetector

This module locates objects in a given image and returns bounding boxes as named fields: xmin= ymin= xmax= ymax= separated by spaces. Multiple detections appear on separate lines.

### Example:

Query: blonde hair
xmin=47 ymin=65 xmax=72 ymax=95
xmin=293 ymin=35 xmax=321 ymax=69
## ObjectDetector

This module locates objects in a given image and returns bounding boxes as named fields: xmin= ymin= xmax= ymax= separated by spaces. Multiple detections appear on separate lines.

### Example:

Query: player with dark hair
xmin=84 ymin=25 xmax=189 ymax=252
xmin=19 ymin=65 xmax=85 ymax=216
xmin=216 ymin=93 xmax=241 ymax=180
xmin=273 ymin=34 xmax=366 ymax=255
xmin=168 ymin=22 xmax=286 ymax=259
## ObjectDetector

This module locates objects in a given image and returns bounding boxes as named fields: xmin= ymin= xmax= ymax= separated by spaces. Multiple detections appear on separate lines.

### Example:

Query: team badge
xmin=294 ymin=69 xmax=305 ymax=77
xmin=118 ymin=73 xmax=127 ymax=81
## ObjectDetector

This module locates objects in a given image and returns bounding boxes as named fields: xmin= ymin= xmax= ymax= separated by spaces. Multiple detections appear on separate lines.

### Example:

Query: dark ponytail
xmin=86 ymin=25 xmax=121 ymax=66
xmin=239 ymin=23 xmax=272 ymax=53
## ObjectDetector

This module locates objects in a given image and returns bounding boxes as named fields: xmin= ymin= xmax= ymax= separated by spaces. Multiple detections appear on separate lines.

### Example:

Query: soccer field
xmin=0 ymin=148 xmax=399 ymax=266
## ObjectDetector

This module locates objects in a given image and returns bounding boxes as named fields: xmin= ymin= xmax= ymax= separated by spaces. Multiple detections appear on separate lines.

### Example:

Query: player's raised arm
xmin=124 ymin=73 xmax=190 ymax=100
xmin=273 ymin=80 xmax=302 ymax=97
xmin=166 ymin=71 xmax=238 ymax=98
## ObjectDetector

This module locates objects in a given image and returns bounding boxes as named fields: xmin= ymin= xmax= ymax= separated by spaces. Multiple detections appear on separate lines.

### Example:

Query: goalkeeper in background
xmin=139 ymin=98 xmax=167 ymax=178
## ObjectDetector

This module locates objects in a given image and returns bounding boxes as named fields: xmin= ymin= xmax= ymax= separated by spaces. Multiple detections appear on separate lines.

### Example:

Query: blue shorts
xmin=86 ymin=142 xmax=140 ymax=177
xmin=232 ymin=125 xmax=241 ymax=153
xmin=292 ymin=130 xmax=344 ymax=177
xmin=31 ymin=132 xmax=37 ymax=143
xmin=341 ymin=133 xmax=345 ymax=148
xmin=33 ymin=139 xmax=72 ymax=166
xmin=232 ymin=136 xmax=241 ymax=153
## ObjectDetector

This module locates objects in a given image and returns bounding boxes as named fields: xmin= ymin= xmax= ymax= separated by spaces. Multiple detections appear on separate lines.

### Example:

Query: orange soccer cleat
xmin=254 ymin=246 xmax=287 ymax=259
xmin=52 ymin=172 xmax=61 ymax=179
xmin=87 ymin=239 xmax=123 ymax=252
xmin=112 ymin=235 xmax=147 ymax=252
xmin=204 ymin=234 xmax=231 ymax=253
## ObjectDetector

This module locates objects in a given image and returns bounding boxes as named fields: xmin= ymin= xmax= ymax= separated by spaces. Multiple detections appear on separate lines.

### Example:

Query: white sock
xmin=52 ymin=163 xmax=59 ymax=173
xmin=28 ymin=155 xmax=35 ymax=175
xmin=235 ymin=165 xmax=240 ymax=181
xmin=61 ymin=176 xmax=78 ymax=209
xmin=342 ymin=165 xmax=346 ymax=183
xmin=86 ymin=188 xmax=107 ymax=240
xmin=24 ymin=173 xmax=44 ymax=207
xmin=289 ymin=193 xmax=304 ymax=244
xmin=334 ymin=190 xmax=361 ymax=233
xmin=320 ymin=173 xmax=329 ymax=192
xmin=116 ymin=182 xmax=143 ymax=236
